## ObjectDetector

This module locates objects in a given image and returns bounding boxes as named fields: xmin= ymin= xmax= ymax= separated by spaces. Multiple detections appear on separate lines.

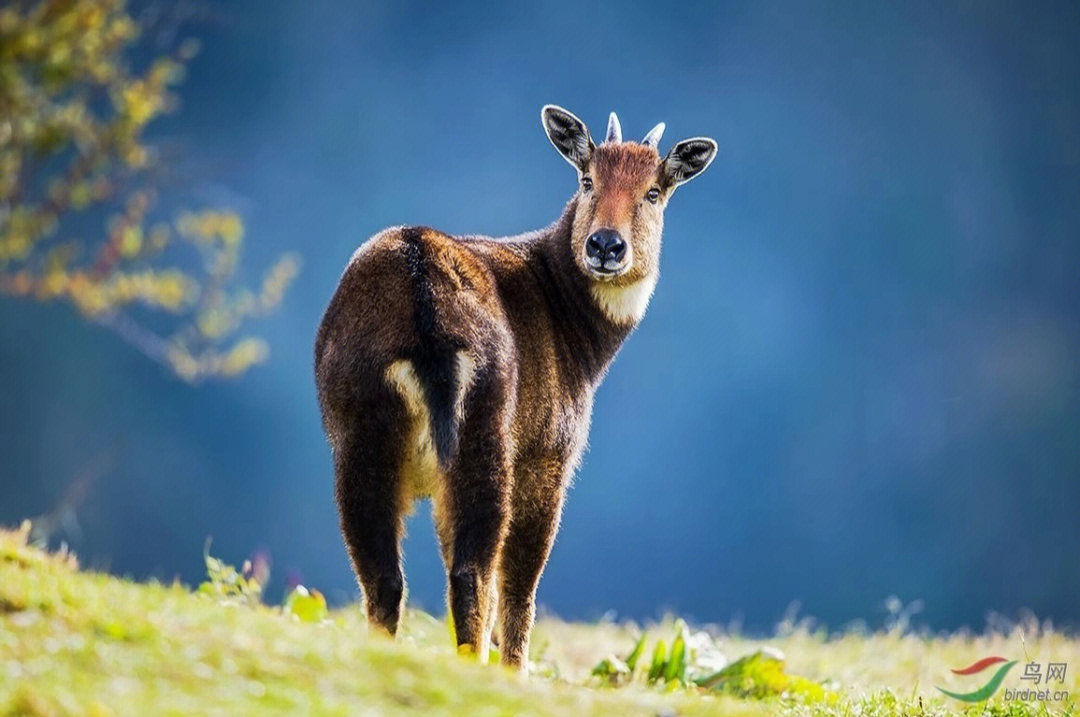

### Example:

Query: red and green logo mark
xmin=937 ymin=656 xmax=1017 ymax=702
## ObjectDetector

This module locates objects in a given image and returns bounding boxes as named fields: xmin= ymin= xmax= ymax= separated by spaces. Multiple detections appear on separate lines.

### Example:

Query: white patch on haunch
xmin=453 ymin=351 xmax=477 ymax=422
xmin=590 ymin=274 xmax=658 ymax=325
xmin=385 ymin=359 xmax=438 ymax=501
xmin=384 ymin=351 xmax=477 ymax=502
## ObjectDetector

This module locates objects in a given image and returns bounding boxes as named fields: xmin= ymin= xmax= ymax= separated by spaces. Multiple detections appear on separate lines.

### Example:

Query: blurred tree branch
xmin=0 ymin=0 xmax=299 ymax=381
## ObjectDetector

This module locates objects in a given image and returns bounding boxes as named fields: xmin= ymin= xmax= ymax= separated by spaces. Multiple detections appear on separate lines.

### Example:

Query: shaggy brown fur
xmin=315 ymin=106 xmax=715 ymax=669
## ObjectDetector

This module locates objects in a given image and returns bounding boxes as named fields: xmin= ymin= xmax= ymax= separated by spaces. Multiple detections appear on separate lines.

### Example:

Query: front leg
xmin=498 ymin=464 xmax=565 ymax=670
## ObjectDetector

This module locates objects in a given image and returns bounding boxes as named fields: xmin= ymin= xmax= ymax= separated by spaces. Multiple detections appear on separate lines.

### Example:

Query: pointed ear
xmin=661 ymin=137 xmax=717 ymax=188
xmin=541 ymin=105 xmax=594 ymax=170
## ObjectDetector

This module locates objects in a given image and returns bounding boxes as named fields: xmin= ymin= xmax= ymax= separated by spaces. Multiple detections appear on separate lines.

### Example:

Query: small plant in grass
xmin=196 ymin=543 xmax=330 ymax=624
xmin=593 ymin=620 xmax=827 ymax=702
xmin=283 ymin=585 xmax=328 ymax=623
xmin=196 ymin=543 xmax=266 ymax=606
xmin=592 ymin=620 xmax=693 ymax=687
xmin=694 ymin=649 xmax=825 ymax=701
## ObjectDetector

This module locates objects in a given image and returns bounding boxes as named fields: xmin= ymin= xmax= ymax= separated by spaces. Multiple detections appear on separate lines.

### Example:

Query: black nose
xmin=585 ymin=229 xmax=627 ymax=267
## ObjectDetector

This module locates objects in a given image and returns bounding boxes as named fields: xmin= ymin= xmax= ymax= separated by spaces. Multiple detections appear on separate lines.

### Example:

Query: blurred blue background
xmin=2 ymin=1 xmax=1078 ymax=632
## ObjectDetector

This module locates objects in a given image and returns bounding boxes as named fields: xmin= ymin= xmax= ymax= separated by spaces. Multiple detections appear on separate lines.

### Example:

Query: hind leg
xmin=433 ymin=491 xmax=501 ymax=655
xmin=334 ymin=399 xmax=408 ymax=636
xmin=441 ymin=380 xmax=511 ymax=661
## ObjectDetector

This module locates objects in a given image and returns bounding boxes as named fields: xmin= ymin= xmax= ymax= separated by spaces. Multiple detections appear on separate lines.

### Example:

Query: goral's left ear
xmin=661 ymin=137 xmax=717 ymax=188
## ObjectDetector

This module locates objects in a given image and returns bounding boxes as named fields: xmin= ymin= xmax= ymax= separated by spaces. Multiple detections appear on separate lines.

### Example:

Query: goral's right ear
xmin=541 ymin=105 xmax=594 ymax=171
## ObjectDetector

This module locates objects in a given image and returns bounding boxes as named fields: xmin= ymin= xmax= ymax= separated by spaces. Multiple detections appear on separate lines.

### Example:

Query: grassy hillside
xmin=1 ymin=525 xmax=1076 ymax=716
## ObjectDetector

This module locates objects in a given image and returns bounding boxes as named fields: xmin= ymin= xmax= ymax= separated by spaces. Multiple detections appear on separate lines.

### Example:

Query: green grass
xmin=1 ymin=525 xmax=1076 ymax=716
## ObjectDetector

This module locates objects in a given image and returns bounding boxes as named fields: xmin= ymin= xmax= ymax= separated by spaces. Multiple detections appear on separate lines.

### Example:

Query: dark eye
xmin=645 ymin=187 xmax=660 ymax=203
xmin=581 ymin=176 xmax=593 ymax=191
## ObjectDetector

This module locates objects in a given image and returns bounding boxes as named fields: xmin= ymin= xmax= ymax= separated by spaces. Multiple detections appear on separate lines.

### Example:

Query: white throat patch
xmin=590 ymin=274 xmax=658 ymax=325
